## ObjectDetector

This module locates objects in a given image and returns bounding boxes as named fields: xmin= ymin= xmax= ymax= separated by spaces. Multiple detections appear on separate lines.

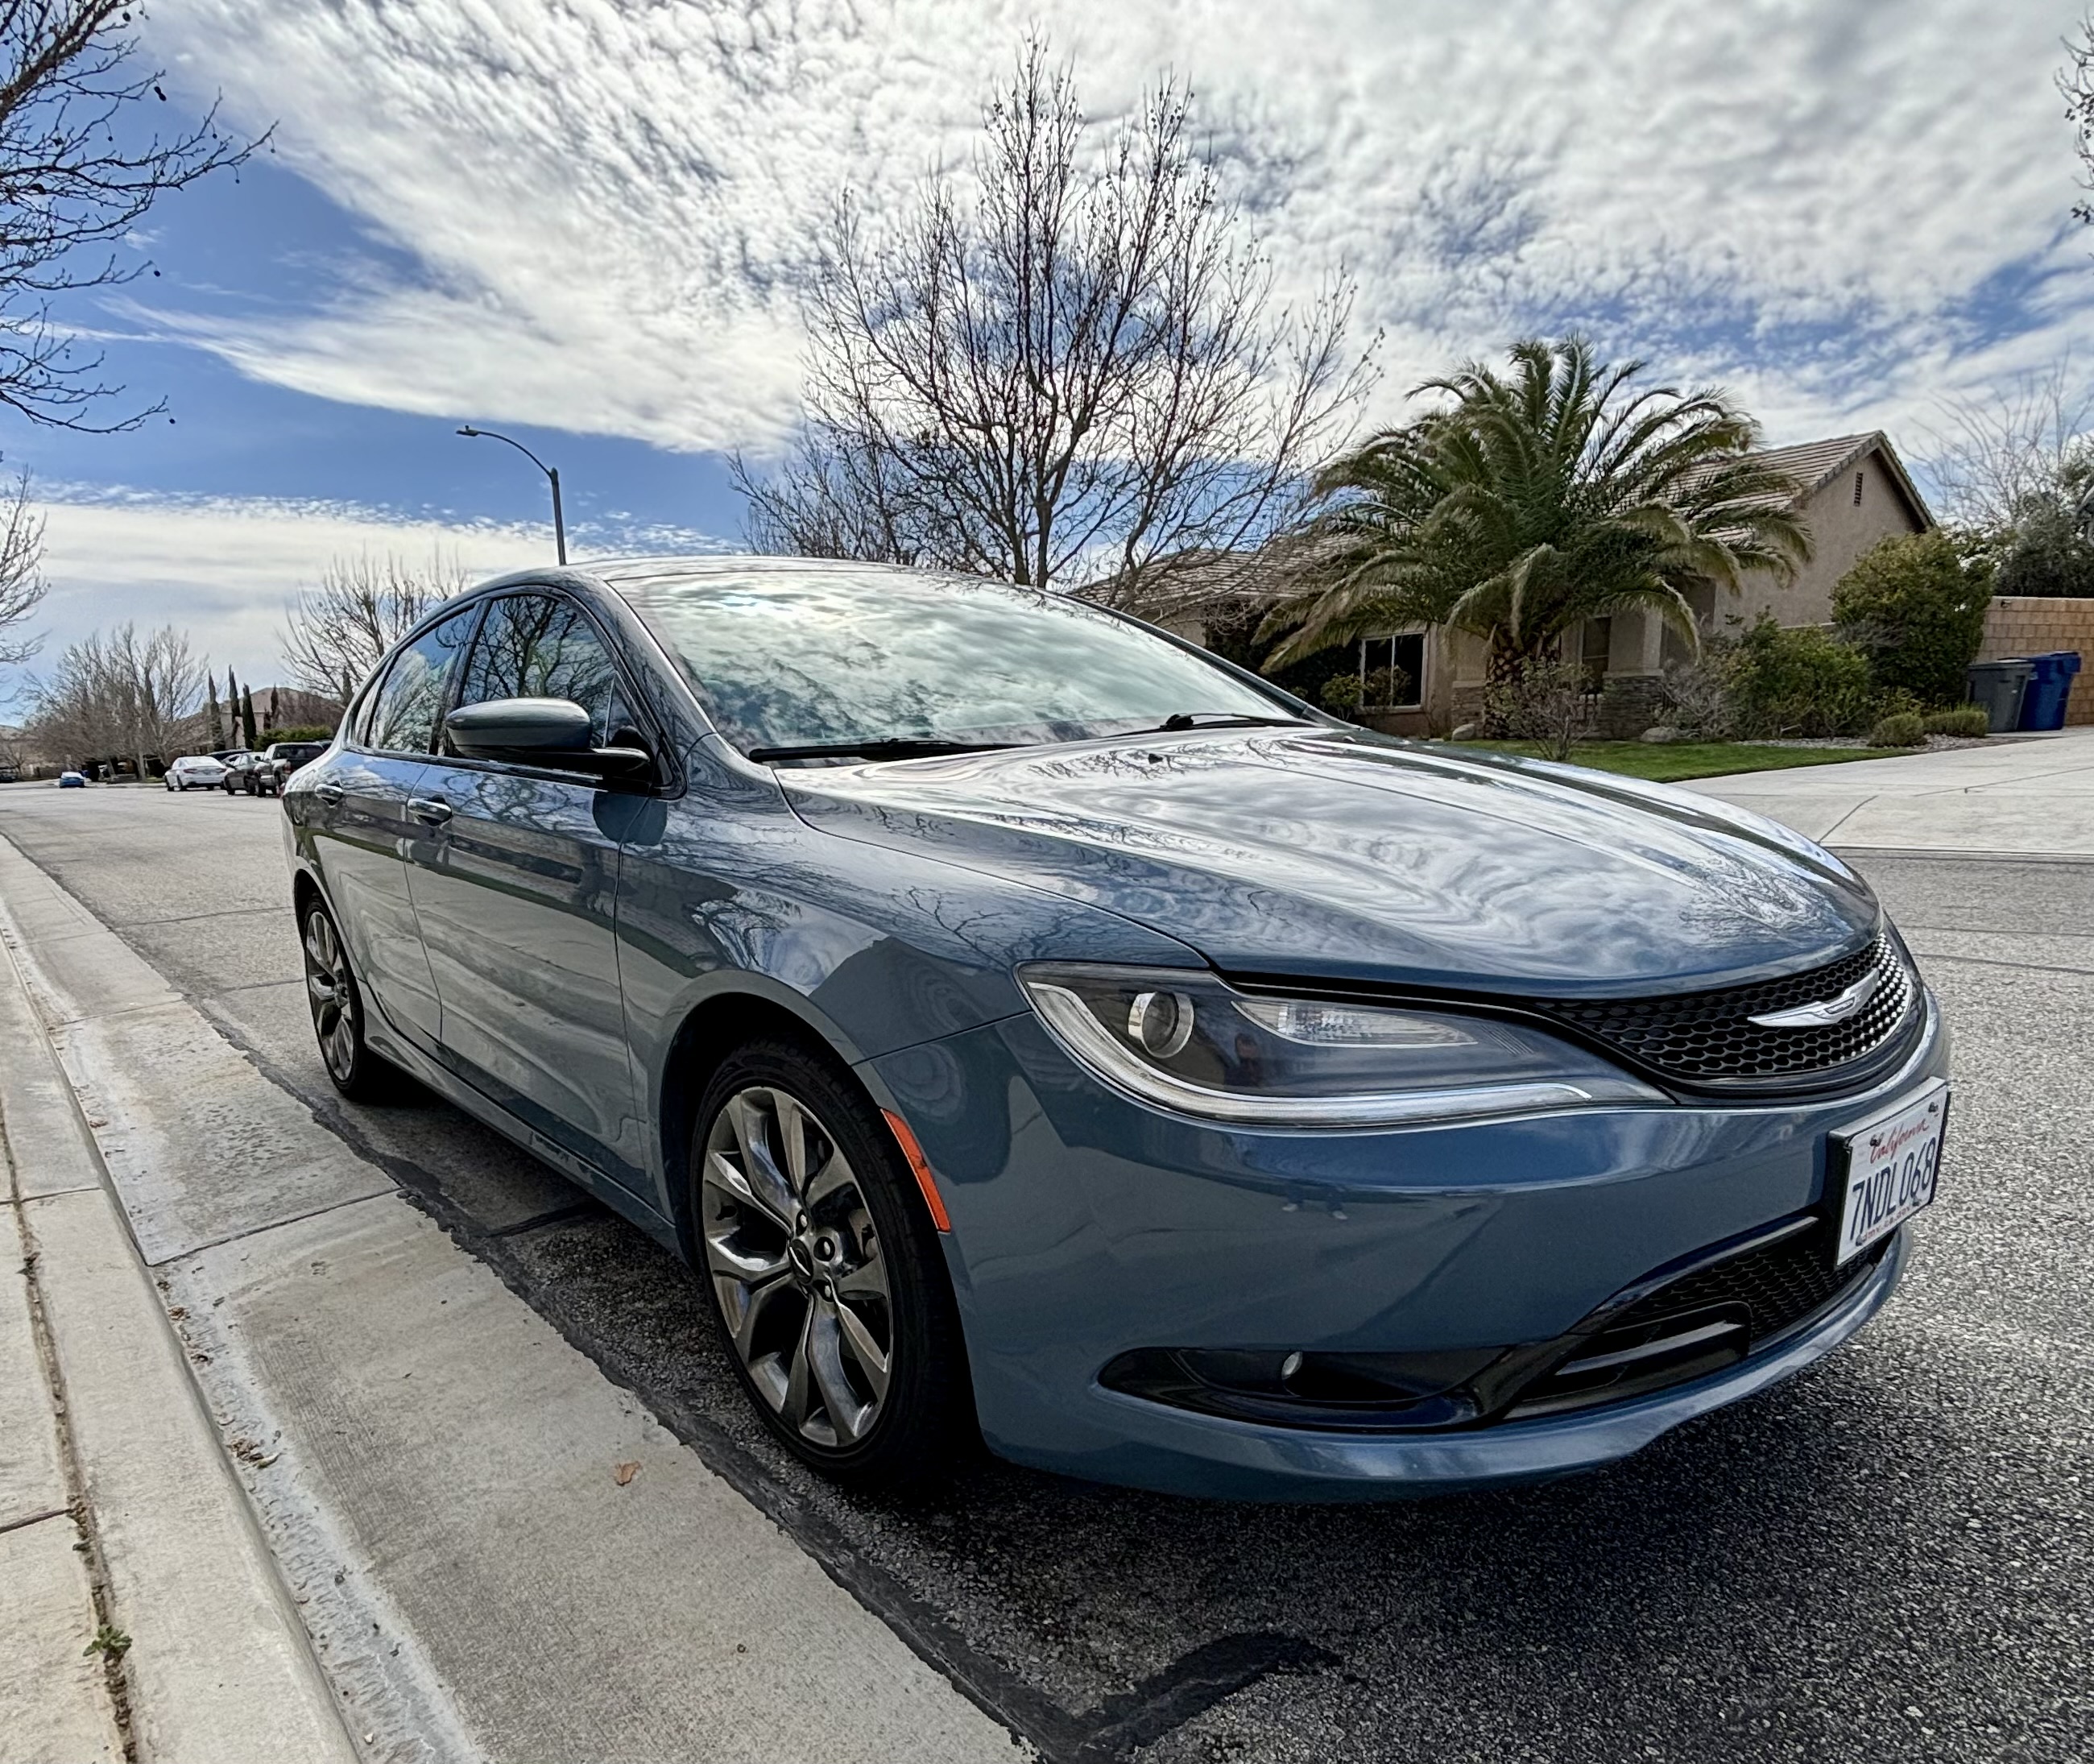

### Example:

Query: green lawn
xmin=1443 ymin=739 xmax=1913 ymax=783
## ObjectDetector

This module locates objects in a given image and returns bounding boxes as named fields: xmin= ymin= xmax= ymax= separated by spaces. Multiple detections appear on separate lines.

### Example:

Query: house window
xmin=1355 ymin=632 xmax=1425 ymax=708
xmin=1853 ymin=471 xmax=1865 ymax=505
xmin=1579 ymin=618 xmax=1612 ymax=693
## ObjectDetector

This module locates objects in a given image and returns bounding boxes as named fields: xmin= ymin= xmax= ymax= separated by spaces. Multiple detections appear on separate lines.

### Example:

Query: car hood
xmin=780 ymin=730 xmax=1880 ymax=996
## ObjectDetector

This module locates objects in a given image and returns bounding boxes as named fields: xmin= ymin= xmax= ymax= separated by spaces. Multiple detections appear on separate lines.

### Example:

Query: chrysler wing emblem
xmin=1747 ymin=969 xmax=1881 ymax=1029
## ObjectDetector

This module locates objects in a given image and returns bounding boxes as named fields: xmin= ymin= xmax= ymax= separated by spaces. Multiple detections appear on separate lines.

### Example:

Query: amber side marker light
xmin=883 ymin=1109 xmax=952 ymax=1232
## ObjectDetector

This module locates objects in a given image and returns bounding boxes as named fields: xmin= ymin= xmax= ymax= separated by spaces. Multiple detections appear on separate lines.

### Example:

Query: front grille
xmin=1533 ymin=933 xmax=1914 ymax=1087
xmin=1504 ymin=1216 xmax=1888 ymax=1418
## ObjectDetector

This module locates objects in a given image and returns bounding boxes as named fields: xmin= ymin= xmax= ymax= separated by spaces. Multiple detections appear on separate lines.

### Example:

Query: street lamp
xmin=457 ymin=424 xmax=568 ymax=565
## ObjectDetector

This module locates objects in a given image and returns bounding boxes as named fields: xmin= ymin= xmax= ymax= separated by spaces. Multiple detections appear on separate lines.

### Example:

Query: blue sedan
xmin=282 ymin=558 xmax=1948 ymax=1500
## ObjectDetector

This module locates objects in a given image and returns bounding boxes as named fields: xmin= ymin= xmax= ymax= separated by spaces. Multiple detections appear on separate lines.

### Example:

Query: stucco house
xmin=1361 ymin=431 xmax=1935 ymax=735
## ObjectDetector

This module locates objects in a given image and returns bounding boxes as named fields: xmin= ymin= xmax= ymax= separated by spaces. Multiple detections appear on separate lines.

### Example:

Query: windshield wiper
xmin=1139 ymin=713 xmax=1317 ymax=734
xmin=744 ymin=737 xmax=1020 ymax=764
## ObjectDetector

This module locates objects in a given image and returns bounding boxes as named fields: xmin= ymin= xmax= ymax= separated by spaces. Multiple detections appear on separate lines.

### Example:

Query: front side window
xmin=623 ymin=567 xmax=1294 ymax=757
xmin=454 ymin=593 xmax=625 ymax=747
xmin=366 ymin=607 xmax=479 ymax=754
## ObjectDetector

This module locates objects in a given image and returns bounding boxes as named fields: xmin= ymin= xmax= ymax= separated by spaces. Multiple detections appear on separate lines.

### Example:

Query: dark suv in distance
xmin=250 ymin=740 xmax=330 ymax=797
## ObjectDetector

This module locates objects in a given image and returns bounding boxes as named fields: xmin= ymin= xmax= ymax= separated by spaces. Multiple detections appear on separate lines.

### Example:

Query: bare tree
xmin=0 ymin=468 xmax=43 ymax=665
xmin=279 ymin=550 xmax=471 ymax=702
xmin=27 ymin=620 xmax=201 ymax=771
xmin=0 ymin=4 xmax=259 ymax=429
xmin=735 ymin=42 xmax=1376 ymax=614
xmin=2067 ymin=16 xmax=2094 ymax=230
xmin=1921 ymin=358 xmax=2094 ymax=529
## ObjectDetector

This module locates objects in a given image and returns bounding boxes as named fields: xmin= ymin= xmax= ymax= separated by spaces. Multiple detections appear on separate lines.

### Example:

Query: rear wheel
xmin=692 ymin=1040 xmax=967 ymax=1485
xmin=300 ymin=900 xmax=393 ymax=1099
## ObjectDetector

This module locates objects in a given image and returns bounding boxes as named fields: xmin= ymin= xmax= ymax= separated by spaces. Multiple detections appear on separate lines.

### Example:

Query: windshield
xmin=622 ymin=565 xmax=1302 ymax=760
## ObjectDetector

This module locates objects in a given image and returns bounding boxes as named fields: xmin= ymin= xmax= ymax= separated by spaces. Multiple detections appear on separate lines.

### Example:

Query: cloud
xmin=148 ymin=0 xmax=2094 ymax=453
xmin=7 ymin=489 xmax=715 ymax=709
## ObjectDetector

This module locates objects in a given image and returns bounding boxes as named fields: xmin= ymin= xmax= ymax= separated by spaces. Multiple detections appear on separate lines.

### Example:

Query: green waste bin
xmin=1966 ymin=658 xmax=2034 ymax=733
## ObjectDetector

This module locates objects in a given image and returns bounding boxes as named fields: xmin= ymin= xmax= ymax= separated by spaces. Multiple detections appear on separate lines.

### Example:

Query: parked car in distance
xmin=284 ymin=557 xmax=1948 ymax=1502
xmin=250 ymin=739 xmax=330 ymax=797
xmin=221 ymin=752 xmax=267 ymax=794
xmin=164 ymin=755 xmax=230 ymax=792
xmin=0 ymin=760 xmax=19 ymax=783
xmin=57 ymin=769 xmax=86 ymax=788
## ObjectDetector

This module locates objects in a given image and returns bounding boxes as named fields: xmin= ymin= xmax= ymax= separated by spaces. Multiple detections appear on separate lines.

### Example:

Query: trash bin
xmin=1965 ymin=658 xmax=2034 ymax=733
xmin=2014 ymin=651 xmax=2083 ymax=731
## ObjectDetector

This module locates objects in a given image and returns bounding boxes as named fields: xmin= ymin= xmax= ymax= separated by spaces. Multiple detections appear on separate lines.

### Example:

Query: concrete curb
xmin=0 ymin=928 xmax=362 ymax=1764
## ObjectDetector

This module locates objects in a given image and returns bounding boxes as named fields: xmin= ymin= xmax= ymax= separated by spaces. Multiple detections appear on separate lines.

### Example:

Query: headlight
xmin=1017 ymin=964 xmax=1666 ymax=1128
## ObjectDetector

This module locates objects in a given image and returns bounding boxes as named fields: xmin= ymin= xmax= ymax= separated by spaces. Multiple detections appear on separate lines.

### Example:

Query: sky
xmin=5 ymin=0 xmax=2093 ymax=710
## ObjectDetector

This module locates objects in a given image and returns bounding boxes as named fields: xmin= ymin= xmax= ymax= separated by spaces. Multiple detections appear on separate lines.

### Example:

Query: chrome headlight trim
xmin=1020 ymin=967 xmax=1666 ymax=1129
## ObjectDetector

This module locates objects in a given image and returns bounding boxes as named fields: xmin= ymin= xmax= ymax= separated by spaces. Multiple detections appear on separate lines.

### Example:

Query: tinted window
xmin=366 ymin=608 xmax=478 ymax=754
xmin=454 ymin=594 xmax=625 ymax=747
xmin=623 ymin=568 xmax=1289 ymax=756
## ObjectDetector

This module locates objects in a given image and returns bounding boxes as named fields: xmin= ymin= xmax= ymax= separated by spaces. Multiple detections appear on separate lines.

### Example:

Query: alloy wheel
xmin=301 ymin=908 xmax=358 ymax=1085
xmin=701 ymin=1086 xmax=894 ymax=1448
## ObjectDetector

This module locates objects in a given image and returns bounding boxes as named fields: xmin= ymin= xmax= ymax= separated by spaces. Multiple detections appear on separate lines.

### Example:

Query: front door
xmin=317 ymin=607 xmax=480 ymax=1052
xmin=404 ymin=590 xmax=650 ymax=1192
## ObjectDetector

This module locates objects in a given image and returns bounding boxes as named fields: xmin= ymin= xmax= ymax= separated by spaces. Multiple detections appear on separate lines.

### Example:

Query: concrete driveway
xmin=1694 ymin=727 xmax=2094 ymax=857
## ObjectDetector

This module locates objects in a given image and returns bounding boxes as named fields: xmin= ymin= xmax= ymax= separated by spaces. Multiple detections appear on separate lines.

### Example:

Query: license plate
xmin=1831 ymin=1079 xmax=1948 ymax=1265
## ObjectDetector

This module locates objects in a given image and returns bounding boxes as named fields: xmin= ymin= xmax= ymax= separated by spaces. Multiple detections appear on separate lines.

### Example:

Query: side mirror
xmin=445 ymin=698 xmax=653 ymax=782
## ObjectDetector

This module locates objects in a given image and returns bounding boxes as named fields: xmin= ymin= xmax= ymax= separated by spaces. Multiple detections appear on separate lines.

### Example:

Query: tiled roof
xmin=1685 ymin=429 xmax=1933 ymax=528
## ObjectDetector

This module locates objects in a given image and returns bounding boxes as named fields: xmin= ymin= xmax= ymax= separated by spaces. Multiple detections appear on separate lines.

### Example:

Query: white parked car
xmin=163 ymin=756 xmax=229 ymax=792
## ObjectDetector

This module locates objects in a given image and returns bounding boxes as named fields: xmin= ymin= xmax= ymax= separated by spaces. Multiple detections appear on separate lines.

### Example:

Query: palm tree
xmin=1262 ymin=337 xmax=1811 ymax=692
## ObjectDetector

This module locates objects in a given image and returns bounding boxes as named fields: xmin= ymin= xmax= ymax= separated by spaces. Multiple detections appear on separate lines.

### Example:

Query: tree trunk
xmin=1476 ymin=630 xmax=1528 ymax=737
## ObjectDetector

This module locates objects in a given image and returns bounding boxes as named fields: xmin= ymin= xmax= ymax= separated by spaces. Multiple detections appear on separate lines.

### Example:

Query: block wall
xmin=1978 ymin=598 xmax=2094 ymax=726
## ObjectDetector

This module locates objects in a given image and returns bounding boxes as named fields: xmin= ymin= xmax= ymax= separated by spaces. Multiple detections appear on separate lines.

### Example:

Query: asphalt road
xmin=3 ymin=780 xmax=2090 ymax=1764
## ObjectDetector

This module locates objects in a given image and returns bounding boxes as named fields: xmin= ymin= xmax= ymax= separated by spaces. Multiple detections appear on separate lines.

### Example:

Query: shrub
xmin=1831 ymin=532 xmax=1992 ymax=708
xmin=1319 ymin=673 xmax=1363 ymax=713
xmin=1722 ymin=615 xmax=1876 ymax=737
xmin=1657 ymin=652 xmax=1734 ymax=739
xmin=1922 ymin=706 xmax=1990 ymax=738
xmin=1363 ymin=665 xmax=1414 ymax=707
xmin=1994 ymin=495 xmax=2094 ymax=598
xmin=1481 ymin=657 xmax=1587 ymax=762
xmin=1868 ymin=710 xmax=1926 ymax=747
xmin=269 ymin=724 xmax=336 ymax=743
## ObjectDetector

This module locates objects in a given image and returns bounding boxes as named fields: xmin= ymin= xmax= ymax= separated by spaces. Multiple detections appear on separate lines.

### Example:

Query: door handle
xmin=315 ymin=783 xmax=345 ymax=805
xmin=407 ymin=797 xmax=453 ymax=826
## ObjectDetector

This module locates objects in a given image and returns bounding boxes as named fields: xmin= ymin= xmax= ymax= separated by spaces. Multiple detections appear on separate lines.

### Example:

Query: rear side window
xmin=365 ymin=607 xmax=479 ymax=754
xmin=453 ymin=593 xmax=627 ymax=747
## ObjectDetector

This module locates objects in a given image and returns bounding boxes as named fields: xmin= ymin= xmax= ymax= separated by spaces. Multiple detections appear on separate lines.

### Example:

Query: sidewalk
xmin=0 ymin=828 xmax=1028 ymax=1762
xmin=1688 ymin=726 xmax=2094 ymax=858
xmin=0 ymin=931 xmax=360 ymax=1762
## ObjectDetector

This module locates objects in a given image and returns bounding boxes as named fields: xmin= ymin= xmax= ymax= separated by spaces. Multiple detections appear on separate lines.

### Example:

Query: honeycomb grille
xmin=1602 ymin=1220 xmax=1877 ymax=1348
xmin=1534 ymin=934 xmax=1914 ymax=1087
xmin=1502 ymin=1218 xmax=1889 ymax=1418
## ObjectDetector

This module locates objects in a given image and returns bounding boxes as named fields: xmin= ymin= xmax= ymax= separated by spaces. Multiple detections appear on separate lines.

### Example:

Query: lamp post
xmin=457 ymin=424 xmax=567 ymax=565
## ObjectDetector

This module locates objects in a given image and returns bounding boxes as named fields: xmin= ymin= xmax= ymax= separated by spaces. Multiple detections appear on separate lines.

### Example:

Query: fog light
xmin=1279 ymin=1352 xmax=1304 ymax=1380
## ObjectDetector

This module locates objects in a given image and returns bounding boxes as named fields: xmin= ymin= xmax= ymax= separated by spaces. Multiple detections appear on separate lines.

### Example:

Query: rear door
xmin=404 ymin=590 xmax=652 ymax=1192
xmin=313 ymin=605 xmax=481 ymax=1052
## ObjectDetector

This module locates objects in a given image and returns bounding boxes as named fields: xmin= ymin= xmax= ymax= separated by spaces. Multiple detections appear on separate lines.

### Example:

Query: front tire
xmin=300 ymin=899 xmax=394 ymax=1100
xmin=692 ymin=1040 xmax=968 ymax=1486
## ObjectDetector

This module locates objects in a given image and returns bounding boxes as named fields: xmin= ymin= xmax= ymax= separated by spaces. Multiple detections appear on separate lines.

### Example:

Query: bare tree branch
xmin=26 ymin=617 xmax=201 ymax=769
xmin=278 ymin=549 xmax=471 ymax=702
xmin=1920 ymin=358 xmax=2094 ymax=529
xmin=0 ymin=2 xmax=263 ymax=429
xmin=0 ymin=465 xmax=43 ymax=665
xmin=735 ymin=40 xmax=1377 ymax=612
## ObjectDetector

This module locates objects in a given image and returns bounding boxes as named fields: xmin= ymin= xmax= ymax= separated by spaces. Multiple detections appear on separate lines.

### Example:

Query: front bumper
xmin=867 ymin=992 xmax=1947 ymax=1501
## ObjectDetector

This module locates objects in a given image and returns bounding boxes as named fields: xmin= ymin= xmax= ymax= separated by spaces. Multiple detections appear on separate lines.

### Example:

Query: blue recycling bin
xmin=2015 ymin=651 xmax=2083 ymax=731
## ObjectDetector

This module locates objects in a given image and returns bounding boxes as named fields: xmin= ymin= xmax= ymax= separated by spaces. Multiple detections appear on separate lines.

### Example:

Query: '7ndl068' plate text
xmin=1832 ymin=1079 xmax=1947 ymax=1266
